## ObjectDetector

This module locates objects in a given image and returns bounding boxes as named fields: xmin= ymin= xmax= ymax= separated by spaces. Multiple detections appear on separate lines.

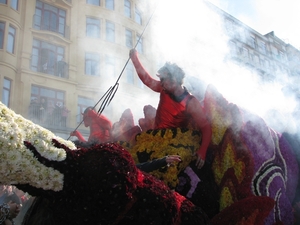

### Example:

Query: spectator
xmin=0 ymin=185 xmax=24 ymax=225
xmin=57 ymin=58 xmax=67 ymax=78
xmin=61 ymin=105 xmax=70 ymax=127
xmin=28 ymin=98 xmax=40 ymax=123
xmin=39 ymin=98 xmax=47 ymax=123
xmin=52 ymin=102 xmax=63 ymax=126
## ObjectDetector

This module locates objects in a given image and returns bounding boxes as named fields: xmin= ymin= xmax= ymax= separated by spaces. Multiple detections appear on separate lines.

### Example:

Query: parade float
xmin=0 ymin=84 xmax=299 ymax=225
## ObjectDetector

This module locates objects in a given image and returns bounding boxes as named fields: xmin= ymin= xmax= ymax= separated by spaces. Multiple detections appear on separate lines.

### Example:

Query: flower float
xmin=0 ymin=82 xmax=299 ymax=225
xmin=203 ymin=85 xmax=299 ymax=225
xmin=0 ymin=101 xmax=210 ymax=225
xmin=114 ymin=84 xmax=300 ymax=224
xmin=0 ymin=102 xmax=76 ymax=191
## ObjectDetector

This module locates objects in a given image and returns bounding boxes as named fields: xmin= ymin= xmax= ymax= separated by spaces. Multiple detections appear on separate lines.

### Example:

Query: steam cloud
xmin=145 ymin=0 xmax=299 ymax=135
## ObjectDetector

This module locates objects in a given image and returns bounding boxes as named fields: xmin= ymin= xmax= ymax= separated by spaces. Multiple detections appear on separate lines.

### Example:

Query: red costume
xmin=86 ymin=109 xmax=112 ymax=143
xmin=111 ymin=108 xmax=141 ymax=143
xmin=155 ymin=89 xmax=194 ymax=129
xmin=130 ymin=51 xmax=212 ymax=161
xmin=70 ymin=108 xmax=112 ymax=143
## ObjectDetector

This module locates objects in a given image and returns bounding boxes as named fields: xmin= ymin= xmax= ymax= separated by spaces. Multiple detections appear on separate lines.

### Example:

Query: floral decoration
xmin=203 ymin=84 xmax=243 ymax=146
xmin=128 ymin=128 xmax=201 ymax=188
xmin=210 ymin=196 xmax=275 ymax=225
xmin=212 ymin=129 xmax=254 ymax=212
xmin=0 ymin=102 xmax=76 ymax=191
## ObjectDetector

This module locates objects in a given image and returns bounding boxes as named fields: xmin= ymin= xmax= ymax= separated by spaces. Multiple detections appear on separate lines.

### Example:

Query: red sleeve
xmin=130 ymin=52 xmax=161 ymax=92
xmin=187 ymin=97 xmax=212 ymax=160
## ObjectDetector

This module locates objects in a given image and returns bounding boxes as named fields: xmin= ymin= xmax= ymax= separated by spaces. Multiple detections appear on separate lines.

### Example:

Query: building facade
xmin=0 ymin=0 xmax=158 ymax=139
xmin=211 ymin=3 xmax=300 ymax=106
xmin=1 ymin=0 xmax=299 ymax=139
xmin=206 ymin=1 xmax=300 ymax=131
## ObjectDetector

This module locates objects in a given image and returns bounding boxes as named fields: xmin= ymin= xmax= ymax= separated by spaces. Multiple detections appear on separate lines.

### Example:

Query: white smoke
xmin=146 ymin=0 xmax=299 ymax=134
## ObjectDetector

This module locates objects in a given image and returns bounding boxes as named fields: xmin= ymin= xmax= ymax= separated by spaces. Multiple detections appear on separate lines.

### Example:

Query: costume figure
xmin=111 ymin=108 xmax=141 ymax=144
xmin=70 ymin=107 xmax=112 ymax=143
xmin=129 ymin=49 xmax=212 ymax=169
xmin=138 ymin=105 xmax=156 ymax=132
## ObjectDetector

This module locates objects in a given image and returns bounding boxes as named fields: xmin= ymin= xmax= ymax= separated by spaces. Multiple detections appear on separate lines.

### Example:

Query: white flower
xmin=0 ymin=101 xmax=78 ymax=191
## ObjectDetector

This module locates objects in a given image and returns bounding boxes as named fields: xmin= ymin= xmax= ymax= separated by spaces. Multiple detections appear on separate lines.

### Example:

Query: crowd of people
xmin=28 ymin=98 xmax=70 ymax=127
xmin=0 ymin=185 xmax=28 ymax=225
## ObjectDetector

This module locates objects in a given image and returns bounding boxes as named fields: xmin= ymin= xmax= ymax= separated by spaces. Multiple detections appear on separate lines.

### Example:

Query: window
xmin=265 ymin=60 xmax=270 ymax=68
xmin=135 ymin=6 xmax=142 ymax=24
xmin=225 ymin=19 xmax=234 ymax=36
xmin=0 ymin=22 xmax=4 ymax=49
xmin=31 ymin=39 xmax=65 ymax=77
xmin=279 ymin=51 xmax=286 ymax=62
xmin=31 ymin=86 xmax=65 ymax=105
xmin=2 ymin=78 xmax=11 ymax=107
xmin=77 ymin=96 xmax=94 ymax=123
xmin=240 ymin=47 xmax=248 ymax=59
xmin=30 ymin=85 xmax=65 ymax=125
xmin=248 ymin=36 xmax=256 ymax=49
xmin=86 ymin=17 xmax=100 ymax=38
xmin=87 ymin=0 xmax=100 ymax=6
xmin=271 ymin=46 xmax=279 ymax=58
xmin=85 ymin=52 xmax=100 ymax=76
xmin=106 ymin=21 xmax=115 ymax=42
xmin=124 ymin=0 xmax=131 ymax=18
xmin=258 ymin=41 xmax=266 ymax=54
xmin=7 ymin=25 xmax=16 ymax=54
xmin=34 ymin=1 xmax=66 ymax=37
xmin=11 ymin=0 xmax=18 ymax=10
xmin=228 ymin=41 xmax=237 ymax=56
xmin=136 ymin=34 xmax=143 ymax=53
xmin=253 ymin=54 xmax=260 ymax=64
xmin=126 ymin=63 xmax=134 ymax=84
xmin=125 ymin=29 xmax=132 ymax=48
xmin=105 ymin=0 xmax=114 ymax=10
xmin=105 ymin=55 xmax=115 ymax=77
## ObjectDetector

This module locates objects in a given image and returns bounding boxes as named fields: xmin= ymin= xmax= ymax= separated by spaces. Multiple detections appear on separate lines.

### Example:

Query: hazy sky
xmin=208 ymin=0 xmax=300 ymax=49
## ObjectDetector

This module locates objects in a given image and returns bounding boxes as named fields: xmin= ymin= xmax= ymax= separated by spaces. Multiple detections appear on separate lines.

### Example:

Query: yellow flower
xmin=128 ymin=128 xmax=201 ymax=189
xmin=220 ymin=186 xmax=234 ymax=210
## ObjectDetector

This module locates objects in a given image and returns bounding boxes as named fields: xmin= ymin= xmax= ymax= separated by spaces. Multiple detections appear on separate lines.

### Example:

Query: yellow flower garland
xmin=128 ymin=128 xmax=201 ymax=188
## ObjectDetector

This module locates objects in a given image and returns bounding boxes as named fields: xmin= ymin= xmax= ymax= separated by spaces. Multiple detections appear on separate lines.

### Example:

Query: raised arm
xmin=187 ymin=97 xmax=212 ymax=169
xmin=129 ymin=49 xmax=161 ymax=92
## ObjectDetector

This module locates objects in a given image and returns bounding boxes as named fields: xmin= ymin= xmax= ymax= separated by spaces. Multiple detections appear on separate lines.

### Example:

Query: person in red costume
xmin=111 ymin=108 xmax=141 ymax=144
xmin=129 ymin=49 xmax=212 ymax=169
xmin=70 ymin=107 xmax=112 ymax=143
xmin=138 ymin=104 xmax=157 ymax=132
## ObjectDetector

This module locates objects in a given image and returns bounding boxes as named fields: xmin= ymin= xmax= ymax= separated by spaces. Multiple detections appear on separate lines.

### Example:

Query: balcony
xmin=28 ymin=102 xmax=69 ymax=129
xmin=32 ymin=14 xmax=70 ymax=39
xmin=31 ymin=56 xmax=69 ymax=79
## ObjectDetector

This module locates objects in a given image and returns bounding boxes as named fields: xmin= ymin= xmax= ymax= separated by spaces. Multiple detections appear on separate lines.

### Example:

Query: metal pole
xmin=68 ymin=4 xmax=157 ymax=141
